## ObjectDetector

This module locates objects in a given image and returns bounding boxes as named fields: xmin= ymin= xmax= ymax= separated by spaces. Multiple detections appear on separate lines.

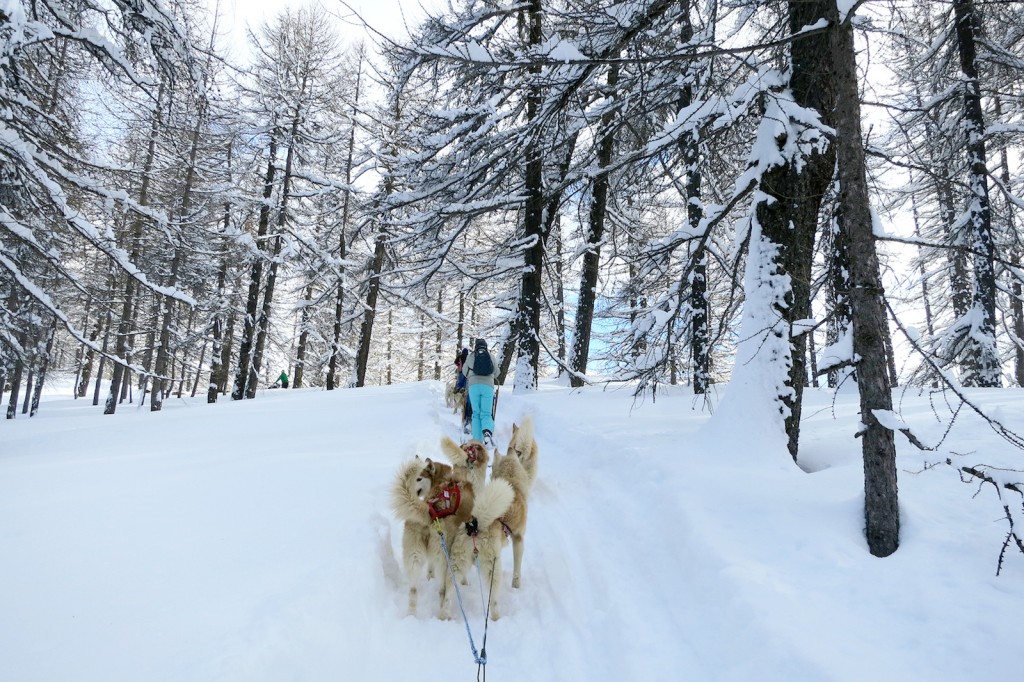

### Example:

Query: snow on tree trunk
xmin=513 ymin=0 xmax=546 ymax=393
xmin=570 ymin=62 xmax=618 ymax=388
xmin=232 ymin=129 xmax=278 ymax=401
xmin=953 ymin=0 xmax=1000 ymax=387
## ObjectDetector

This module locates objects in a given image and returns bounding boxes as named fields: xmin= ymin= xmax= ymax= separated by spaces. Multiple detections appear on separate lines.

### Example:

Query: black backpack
xmin=473 ymin=347 xmax=494 ymax=376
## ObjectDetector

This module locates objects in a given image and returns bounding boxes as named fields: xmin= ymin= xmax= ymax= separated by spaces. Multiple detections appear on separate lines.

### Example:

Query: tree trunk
xmin=249 ymin=91 xmax=307 ymax=399
xmin=208 ymin=139 xmax=235 ymax=403
xmin=78 ymin=314 xmax=102 ymax=398
xmin=385 ymin=308 xmax=393 ymax=386
xmin=551 ymin=215 xmax=567 ymax=374
xmin=232 ymin=126 xmax=278 ymax=400
xmin=827 ymin=197 xmax=854 ymax=389
xmin=72 ymin=301 xmax=93 ymax=400
xmin=417 ymin=311 xmax=426 ymax=382
xmin=106 ymin=83 xmax=164 ymax=415
xmin=191 ymin=336 xmax=207 ymax=398
xmin=1013 ymin=251 xmax=1024 ymax=387
xmin=327 ymin=56 xmax=361 ymax=391
xmin=119 ymin=285 xmax=141 ymax=405
xmin=753 ymin=0 xmax=836 ymax=459
xmin=137 ymin=296 xmax=159 ymax=407
xmin=994 ymin=95 xmax=1022 ymax=386
xmin=570 ymin=62 xmax=619 ymax=387
xmin=5 ymin=288 xmax=26 ymax=419
xmin=207 ymin=260 xmax=230 ymax=403
xmin=6 ymin=360 xmax=22 ymax=420
xmin=93 ymin=308 xmax=112 ymax=406
xmin=219 ymin=311 xmax=235 ymax=395
xmin=457 ymin=287 xmax=466 ymax=352
xmin=808 ymin=329 xmax=819 ymax=389
xmin=433 ymin=289 xmax=443 ymax=380
xmin=151 ymin=249 xmax=182 ymax=412
xmin=294 ymin=283 xmax=314 ymax=389
xmin=497 ymin=128 xmax=578 ymax=387
xmin=991 ymin=91 xmax=1024 ymax=385
xmin=354 ymin=227 xmax=388 ymax=388
xmin=829 ymin=0 xmax=899 ymax=557
xmin=29 ymin=320 xmax=56 ymax=416
xmin=20 ymin=367 xmax=33 ymax=414
xmin=512 ymin=0 xmax=546 ymax=391
xmin=676 ymin=0 xmax=710 ymax=395
xmin=953 ymin=0 xmax=1000 ymax=387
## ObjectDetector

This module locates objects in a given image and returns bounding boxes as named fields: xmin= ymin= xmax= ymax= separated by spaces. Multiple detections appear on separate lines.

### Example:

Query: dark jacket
xmin=465 ymin=342 xmax=496 ymax=387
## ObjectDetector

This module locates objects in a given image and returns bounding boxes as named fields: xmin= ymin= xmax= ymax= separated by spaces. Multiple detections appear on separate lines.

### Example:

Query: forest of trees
xmin=1 ymin=1 xmax=1022 ymax=553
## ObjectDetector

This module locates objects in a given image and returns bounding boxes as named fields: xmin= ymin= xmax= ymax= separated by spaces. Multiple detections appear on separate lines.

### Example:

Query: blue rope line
xmin=475 ymin=552 xmax=487 ymax=616
xmin=437 ymin=528 xmax=487 ymax=666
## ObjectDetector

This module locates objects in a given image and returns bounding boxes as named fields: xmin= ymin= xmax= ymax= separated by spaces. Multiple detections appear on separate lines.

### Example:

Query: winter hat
xmin=475 ymin=338 xmax=488 ymax=350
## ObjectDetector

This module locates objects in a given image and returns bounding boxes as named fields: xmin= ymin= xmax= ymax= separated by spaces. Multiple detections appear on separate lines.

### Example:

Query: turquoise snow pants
xmin=468 ymin=384 xmax=494 ymax=442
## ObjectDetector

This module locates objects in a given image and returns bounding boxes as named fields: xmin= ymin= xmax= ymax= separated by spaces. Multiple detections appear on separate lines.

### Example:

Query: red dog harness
xmin=428 ymin=483 xmax=461 ymax=520
xmin=462 ymin=443 xmax=483 ymax=466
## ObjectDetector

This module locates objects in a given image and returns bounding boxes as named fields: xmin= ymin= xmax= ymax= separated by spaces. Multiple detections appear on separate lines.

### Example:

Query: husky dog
xmin=444 ymin=380 xmax=457 ymax=410
xmin=463 ymin=478 xmax=514 ymax=620
xmin=390 ymin=457 xmax=475 ymax=618
xmin=490 ymin=448 xmax=530 ymax=589
xmin=439 ymin=436 xmax=489 ymax=490
xmin=507 ymin=416 xmax=539 ymax=489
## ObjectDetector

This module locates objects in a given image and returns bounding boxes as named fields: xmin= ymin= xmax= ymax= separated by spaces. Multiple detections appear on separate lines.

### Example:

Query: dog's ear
xmin=424 ymin=458 xmax=435 ymax=474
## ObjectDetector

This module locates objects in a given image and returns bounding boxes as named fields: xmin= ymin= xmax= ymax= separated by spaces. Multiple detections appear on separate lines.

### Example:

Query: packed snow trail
xmin=2 ymin=381 xmax=1022 ymax=681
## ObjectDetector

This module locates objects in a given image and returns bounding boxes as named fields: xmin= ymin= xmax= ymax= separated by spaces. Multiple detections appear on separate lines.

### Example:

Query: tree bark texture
xmin=829 ymin=0 xmax=899 ymax=557
xmin=353 ymin=227 xmax=387 ymax=388
xmin=512 ymin=0 xmax=546 ymax=391
xmin=295 ymin=283 xmax=314 ymax=388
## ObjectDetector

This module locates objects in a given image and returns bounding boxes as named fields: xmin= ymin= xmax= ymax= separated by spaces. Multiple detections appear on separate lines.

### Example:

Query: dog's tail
xmin=390 ymin=458 xmax=429 ymax=524
xmin=440 ymin=435 xmax=468 ymax=467
xmin=509 ymin=415 xmax=538 ymax=486
xmin=470 ymin=478 xmax=514 ymax=529
xmin=512 ymin=415 xmax=535 ymax=448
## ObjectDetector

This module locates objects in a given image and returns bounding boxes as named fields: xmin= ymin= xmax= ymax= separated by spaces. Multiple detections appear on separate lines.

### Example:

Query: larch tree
xmin=827 ymin=0 xmax=899 ymax=557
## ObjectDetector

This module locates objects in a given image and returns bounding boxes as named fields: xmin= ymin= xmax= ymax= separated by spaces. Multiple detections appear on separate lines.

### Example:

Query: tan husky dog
xmin=390 ymin=457 xmax=475 ymax=619
xmin=490 ymin=447 xmax=530 ymax=588
xmin=439 ymin=436 xmax=489 ymax=490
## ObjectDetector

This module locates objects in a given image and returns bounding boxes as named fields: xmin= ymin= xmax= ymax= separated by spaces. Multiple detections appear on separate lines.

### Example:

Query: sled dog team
xmin=390 ymin=416 xmax=539 ymax=621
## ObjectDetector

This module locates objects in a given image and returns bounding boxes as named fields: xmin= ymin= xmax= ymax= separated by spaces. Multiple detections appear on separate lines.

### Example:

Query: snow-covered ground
xmin=1 ymin=380 xmax=1021 ymax=681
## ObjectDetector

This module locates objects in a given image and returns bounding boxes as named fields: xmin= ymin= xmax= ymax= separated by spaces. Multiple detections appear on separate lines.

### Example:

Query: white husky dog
xmin=463 ymin=476 xmax=514 ymax=619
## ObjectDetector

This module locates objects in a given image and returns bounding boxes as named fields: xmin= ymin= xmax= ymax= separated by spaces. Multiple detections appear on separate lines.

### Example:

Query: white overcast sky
xmin=211 ymin=0 xmax=433 ymax=56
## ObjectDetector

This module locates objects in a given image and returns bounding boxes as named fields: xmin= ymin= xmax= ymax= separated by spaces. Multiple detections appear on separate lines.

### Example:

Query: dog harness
xmin=428 ymin=483 xmax=461 ymax=520
xmin=462 ymin=443 xmax=481 ymax=466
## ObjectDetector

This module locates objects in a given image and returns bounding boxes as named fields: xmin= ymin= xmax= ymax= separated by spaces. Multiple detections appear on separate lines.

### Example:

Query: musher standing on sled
xmin=464 ymin=338 xmax=497 ymax=445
